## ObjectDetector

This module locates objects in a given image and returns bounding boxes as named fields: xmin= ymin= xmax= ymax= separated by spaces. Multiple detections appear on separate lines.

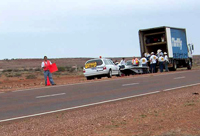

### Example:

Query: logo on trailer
xmin=172 ymin=38 xmax=182 ymax=50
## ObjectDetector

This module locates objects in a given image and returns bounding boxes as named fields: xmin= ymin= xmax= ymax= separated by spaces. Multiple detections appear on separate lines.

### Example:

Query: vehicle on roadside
xmin=120 ymin=60 xmax=149 ymax=76
xmin=139 ymin=26 xmax=194 ymax=71
xmin=83 ymin=58 xmax=121 ymax=80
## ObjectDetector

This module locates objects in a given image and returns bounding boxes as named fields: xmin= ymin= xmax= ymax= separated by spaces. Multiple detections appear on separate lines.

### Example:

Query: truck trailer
xmin=139 ymin=26 xmax=194 ymax=71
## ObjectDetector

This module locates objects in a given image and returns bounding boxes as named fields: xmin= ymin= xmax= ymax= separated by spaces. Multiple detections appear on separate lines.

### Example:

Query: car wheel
xmin=86 ymin=77 xmax=93 ymax=80
xmin=107 ymin=70 xmax=112 ymax=78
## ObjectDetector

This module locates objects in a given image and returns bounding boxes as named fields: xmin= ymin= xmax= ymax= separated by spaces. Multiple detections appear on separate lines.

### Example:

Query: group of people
xmin=146 ymin=49 xmax=169 ymax=73
xmin=43 ymin=51 xmax=169 ymax=86
xmin=119 ymin=49 xmax=169 ymax=73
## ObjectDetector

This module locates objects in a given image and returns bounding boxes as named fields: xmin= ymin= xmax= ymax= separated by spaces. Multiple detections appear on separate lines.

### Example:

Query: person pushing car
xmin=41 ymin=56 xmax=56 ymax=86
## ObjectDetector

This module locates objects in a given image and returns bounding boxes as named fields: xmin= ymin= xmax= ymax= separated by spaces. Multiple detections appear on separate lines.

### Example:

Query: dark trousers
xmin=159 ymin=62 xmax=164 ymax=72
xmin=150 ymin=63 xmax=156 ymax=73
xmin=142 ymin=64 xmax=149 ymax=73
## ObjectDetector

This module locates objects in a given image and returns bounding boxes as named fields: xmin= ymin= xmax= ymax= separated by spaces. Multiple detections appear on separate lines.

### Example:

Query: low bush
xmin=5 ymin=72 xmax=22 ymax=77
xmin=54 ymin=72 xmax=61 ymax=75
xmin=58 ymin=67 xmax=66 ymax=72
xmin=3 ymin=69 xmax=12 ymax=72
xmin=35 ymin=68 xmax=41 ymax=72
xmin=14 ymin=73 xmax=22 ymax=77
xmin=66 ymin=66 xmax=75 ymax=72
xmin=26 ymin=74 xmax=37 ymax=79
xmin=13 ymin=69 xmax=20 ymax=72
xmin=24 ymin=68 xmax=29 ymax=71
xmin=5 ymin=74 xmax=13 ymax=77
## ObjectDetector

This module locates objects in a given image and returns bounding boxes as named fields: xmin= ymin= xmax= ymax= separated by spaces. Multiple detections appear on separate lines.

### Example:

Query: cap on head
xmin=151 ymin=52 xmax=154 ymax=55
xmin=157 ymin=49 xmax=161 ymax=53
xmin=164 ymin=52 xmax=167 ymax=55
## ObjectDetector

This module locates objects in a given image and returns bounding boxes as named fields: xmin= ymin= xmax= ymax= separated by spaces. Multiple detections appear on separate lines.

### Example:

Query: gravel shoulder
xmin=1 ymin=83 xmax=200 ymax=136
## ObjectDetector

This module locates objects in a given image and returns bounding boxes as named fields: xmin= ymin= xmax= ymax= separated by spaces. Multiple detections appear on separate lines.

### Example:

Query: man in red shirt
xmin=41 ymin=56 xmax=56 ymax=86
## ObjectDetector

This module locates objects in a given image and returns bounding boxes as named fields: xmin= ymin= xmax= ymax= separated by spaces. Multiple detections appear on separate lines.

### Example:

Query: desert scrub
xmin=5 ymin=72 xmax=22 ymax=77
xmin=66 ymin=66 xmax=75 ymax=72
xmin=3 ymin=69 xmax=12 ymax=72
xmin=58 ymin=67 xmax=66 ymax=72
xmin=5 ymin=73 xmax=13 ymax=77
xmin=54 ymin=72 xmax=61 ymax=75
xmin=184 ymin=100 xmax=196 ymax=107
xmin=26 ymin=74 xmax=37 ymax=79
xmin=35 ymin=68 xmax=42 ymax=72
xmin=14 ymin=73 xmax=22 ymax=77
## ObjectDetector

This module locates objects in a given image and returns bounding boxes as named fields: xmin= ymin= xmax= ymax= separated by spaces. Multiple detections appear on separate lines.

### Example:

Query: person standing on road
xmin=150 ymin=52 xmax=158 ymax=73
xmin=164 ymin=52 xmax=169 ymax=72
xmin=158 ymin=55 xmax=165 ymax=72
xmin=41 ymin=56 xmax=56 ymax=86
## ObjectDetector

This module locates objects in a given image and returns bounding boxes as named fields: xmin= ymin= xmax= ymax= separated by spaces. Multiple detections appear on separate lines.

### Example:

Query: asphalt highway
xmin=0 ymin=70 xmax=200 ymax=122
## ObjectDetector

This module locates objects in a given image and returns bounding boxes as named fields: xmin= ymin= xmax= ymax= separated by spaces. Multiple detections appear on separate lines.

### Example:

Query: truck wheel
xmin=187 ymin=60 xmax=192 ymax=70
xmin=172 ymin=60 xmax=177 ymax=71
xmin=107 ymin=70 xmax=112 ymax=78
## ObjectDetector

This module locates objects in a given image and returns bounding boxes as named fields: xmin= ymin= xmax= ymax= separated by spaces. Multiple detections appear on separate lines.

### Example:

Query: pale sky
xmin=0 ymin=0 xmax=199 ymax=59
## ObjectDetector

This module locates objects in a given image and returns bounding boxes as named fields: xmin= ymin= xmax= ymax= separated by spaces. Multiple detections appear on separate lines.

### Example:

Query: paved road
xmin=0 ymin=70 xmax=200 ymax=122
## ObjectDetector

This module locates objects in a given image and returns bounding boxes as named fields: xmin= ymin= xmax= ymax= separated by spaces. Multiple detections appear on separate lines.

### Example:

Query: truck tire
xmin=107 ymin=70 xmax=112 ymax=78
xmin=187 ymin=60 xmax=192 ymax=70
xmin=172 ymin=60 xmax=177 ymax=71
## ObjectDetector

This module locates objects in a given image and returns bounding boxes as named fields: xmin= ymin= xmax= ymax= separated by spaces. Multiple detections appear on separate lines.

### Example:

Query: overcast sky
xmin=0 ymin=0 xmax=199 ymax=59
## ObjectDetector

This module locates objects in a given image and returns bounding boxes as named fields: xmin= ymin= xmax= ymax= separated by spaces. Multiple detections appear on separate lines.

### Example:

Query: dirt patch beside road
xmin=1 ymin=83 xmax=200 ymax=135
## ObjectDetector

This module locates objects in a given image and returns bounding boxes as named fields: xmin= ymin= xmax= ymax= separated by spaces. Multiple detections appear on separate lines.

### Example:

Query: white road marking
xmin=0 ymin=91 xmax=160 ymax=123
xmin=174 ymin=76 xmax=185 ymax=80
xmin=122 ymin=83 xmax=139 ymax=86
xmin=10 ymin=69 xmax=200 ymax=93
xmin=163 ymin=83 xmax=200 ymax=91
xmin=36 ymin=93 xmax=66 ymax=99
xmin=0 ymin=92 xmax=5 ymax=94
